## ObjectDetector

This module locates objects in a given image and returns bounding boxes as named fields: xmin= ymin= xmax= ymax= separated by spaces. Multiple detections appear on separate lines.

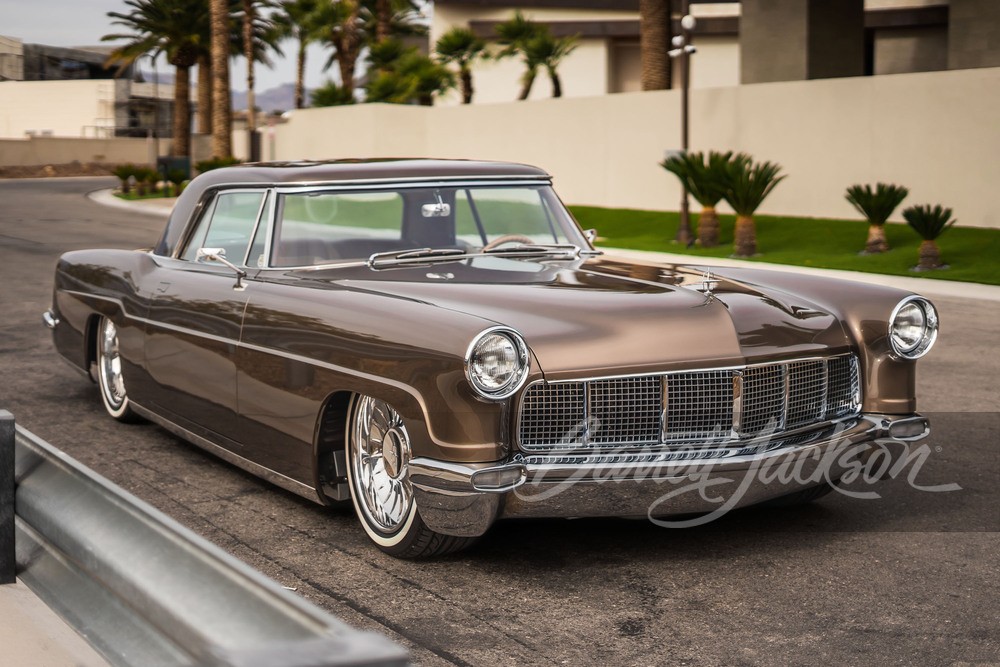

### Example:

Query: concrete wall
xmin=0 ymin=135 xmax=213 ymax=167
xmin=274 ymin=66 xmax=1000 ymax=229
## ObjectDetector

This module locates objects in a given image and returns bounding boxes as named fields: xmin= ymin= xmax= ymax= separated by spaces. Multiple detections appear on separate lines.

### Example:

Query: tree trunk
xmin=518 ymin=67 xmax=536 ymax=100
xmin=171 ymin=65 xmax=191 ymax=157
xmin=549 ymin=67 xmax=562 ymax=98
xmin=917 ymin=239 xmax=942 ymax=270
xmin=375 ymin=0 xmax=391 ymax=42
xmin=697 ymin=205 xmax=719 ymax=247
xmin=460 ymin=66 xmax=473 ymax=104
xmin=295 ymin=39 xmax=307 ymax=108
xmin=733 ymin=214 xmax=757 ymax=257
xmin=210 ymin=0 xmax=233 ymax=158
xmin=865 ymin=223 xmax=889 ymax=254
xmin=196 ymin=54 xmax=212 ymax=135
xmin=640 ymin=0 xmax=672 ymax=91
xmin=244 ymin=0 xmax=256 ymax=133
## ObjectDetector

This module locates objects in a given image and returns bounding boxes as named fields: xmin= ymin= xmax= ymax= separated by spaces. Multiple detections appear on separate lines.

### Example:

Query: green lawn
xmin=569 ymin=206 xmax=1000 ymax=286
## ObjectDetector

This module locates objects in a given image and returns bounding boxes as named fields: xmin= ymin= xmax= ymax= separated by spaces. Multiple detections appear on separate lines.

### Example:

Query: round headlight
xmin=889 ymin=296 xmax=938 ymax=359
xmin=466 ymin=328 xmax=529 ymax=399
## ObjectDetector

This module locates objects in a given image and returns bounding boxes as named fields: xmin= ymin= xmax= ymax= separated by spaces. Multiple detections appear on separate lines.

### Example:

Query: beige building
xmin=0 ymin=36 xmax=173 ymax=140
xmin=431 ymin=0 xmax=992 ymax=105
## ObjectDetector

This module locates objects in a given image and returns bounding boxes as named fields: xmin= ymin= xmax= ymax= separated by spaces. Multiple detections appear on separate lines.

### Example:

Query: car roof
xmin=154 ymin=158 xmax=552 ymax=257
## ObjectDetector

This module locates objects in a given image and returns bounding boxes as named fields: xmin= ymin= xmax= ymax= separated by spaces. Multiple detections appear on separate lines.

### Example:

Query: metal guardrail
xmin=0 ymin=411 xmax=409 ymax=667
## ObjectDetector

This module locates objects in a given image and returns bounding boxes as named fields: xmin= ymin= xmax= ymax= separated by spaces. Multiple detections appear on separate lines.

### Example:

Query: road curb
xmin=87 ymin=189 xmax=173 ymax=219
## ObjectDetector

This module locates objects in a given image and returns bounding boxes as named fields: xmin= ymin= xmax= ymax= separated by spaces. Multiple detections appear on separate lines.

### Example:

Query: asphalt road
xmin=1 ymin=177 xmax=997 ymax=666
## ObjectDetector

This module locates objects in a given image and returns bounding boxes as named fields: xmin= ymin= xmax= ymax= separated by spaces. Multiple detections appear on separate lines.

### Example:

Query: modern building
xmin=0 ymin=36 xmax=173 ymax=139
xmin=430 ymin=0 xmax=1000 ymax=104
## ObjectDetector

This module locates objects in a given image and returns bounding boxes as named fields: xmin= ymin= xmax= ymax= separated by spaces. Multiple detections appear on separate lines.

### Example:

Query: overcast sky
xmin=0 ymin=0 xmax=342 ymax=93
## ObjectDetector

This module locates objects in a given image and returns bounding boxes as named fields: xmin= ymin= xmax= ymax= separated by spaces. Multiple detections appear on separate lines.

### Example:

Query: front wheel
xmin=346 ymin=394 xmax=476 ymax=558
xmin=96 ymin=316 xmax=141 ymax=423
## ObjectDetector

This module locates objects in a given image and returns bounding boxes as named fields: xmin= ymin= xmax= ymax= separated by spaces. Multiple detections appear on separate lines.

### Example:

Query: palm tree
xmin=273 ymin=0 xmax=322 ymax=109
xmin=495 ymin=11 xmax=545 ymax=100
xmin=661 ymin=150 xmax=731 ymax=247
xmin=721 ymin=154 xmax=785 ymax=257
xmin=103 ymin=0 xmax=210 ymax=157
xmin=902 ymin=204 xmax=956 ymax=270
xmin=239 ymin=1 xmax=282 ymax=157
xmin=310 ymin=79 xmax=355 ymax=106
xmin=844 ymin=183 xmax=909 ymax=254
xmin=366 ymin=46 xmax=455 ymax=106
xmin=210 ymin=0 xmax=233 ymax=157
xmin=524 ymin=31 xmax=577 ymax=98
xmin=318 ymin=0 xmax=365 ymax=99
xmin=435 ymin=28 xmax=486 ymax=104
xmin=196 ymin=52 xmax=212 ymax=134
xmin=640 ymin=0 xmax=673 ymax=90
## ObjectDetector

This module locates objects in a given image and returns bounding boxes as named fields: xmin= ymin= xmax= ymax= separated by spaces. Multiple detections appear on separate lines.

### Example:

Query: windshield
xmin=268 ymin=184 xmax=584 ymax=267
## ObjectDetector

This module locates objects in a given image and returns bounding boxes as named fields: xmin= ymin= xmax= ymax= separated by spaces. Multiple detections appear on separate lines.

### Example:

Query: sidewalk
xmin=0 ymin=580 xmax=109 ymax=667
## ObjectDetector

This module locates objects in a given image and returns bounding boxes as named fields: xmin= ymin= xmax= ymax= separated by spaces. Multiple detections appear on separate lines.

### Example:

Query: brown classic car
xmin=44 ymin=159 xmax=939 ymax=557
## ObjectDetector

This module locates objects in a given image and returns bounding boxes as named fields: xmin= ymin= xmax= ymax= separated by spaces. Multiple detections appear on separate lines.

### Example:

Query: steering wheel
xmin=482 ymin=234 xmax=536 ymax=252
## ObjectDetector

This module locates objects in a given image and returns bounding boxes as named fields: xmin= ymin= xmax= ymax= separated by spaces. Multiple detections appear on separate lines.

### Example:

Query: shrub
xmin=194 ymin=157 xmax=242 ymax=174
xmin=720 ymin=154 xmax=785 ymax=257
xmin=902 ymin=204 xmax=956 ymax=270
xmin=112 ymin=163 xmax=138 ymax=194
xmin=845 ymin=183 xmax=909 ymax=254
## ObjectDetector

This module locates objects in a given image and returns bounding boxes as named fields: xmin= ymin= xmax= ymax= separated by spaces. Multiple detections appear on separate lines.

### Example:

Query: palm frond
xmin=902 ymin=204 xmax=956 ymax=240
xmin=721 ymin=155 xmax=785 ymax=217
xmin=845 ymin=182 xmax=909 ymax=226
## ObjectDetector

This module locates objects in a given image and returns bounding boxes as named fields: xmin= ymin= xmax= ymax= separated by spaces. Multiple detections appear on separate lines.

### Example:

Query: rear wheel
xmin=96 ymin=317 xmax=141 ymax=423
xmin=346 ymin=394 xmax=476 ymax=558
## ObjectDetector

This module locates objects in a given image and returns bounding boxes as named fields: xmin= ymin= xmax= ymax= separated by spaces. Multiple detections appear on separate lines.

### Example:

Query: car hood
xmin=296 ymin=254 xmax=852 ymax=380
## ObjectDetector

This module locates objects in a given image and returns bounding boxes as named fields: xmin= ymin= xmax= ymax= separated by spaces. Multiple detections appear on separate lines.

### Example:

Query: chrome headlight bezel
xmin=465 ymin=327 xmax=530 ymax=400
xmin=889 ymin=295 xmax=938 ymax=360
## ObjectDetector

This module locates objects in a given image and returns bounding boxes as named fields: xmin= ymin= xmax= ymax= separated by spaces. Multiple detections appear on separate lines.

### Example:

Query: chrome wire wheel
xmin=348 ymin=395 xmax=415 ymax=537
xmin=96 ymin=317 xmax=137 ymax=421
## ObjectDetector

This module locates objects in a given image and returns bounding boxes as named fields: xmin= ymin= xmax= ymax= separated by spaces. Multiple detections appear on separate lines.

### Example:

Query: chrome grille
xmin=589 ymin=376 xmax=661 ymax=446
xmin=826 ymin=355 xmax=860 ymax=419
xmin=740 ymin=364 xmax=785 ymax=436
xmin=786 ymin=360 xmax=826 ymax=429
xmin=518 ymin=382 xmax=585 ymax=448
xmin=663 ymin=370 xmax=733 ymax=443
xmin=517 ymin=354 xmax=861 ymax=453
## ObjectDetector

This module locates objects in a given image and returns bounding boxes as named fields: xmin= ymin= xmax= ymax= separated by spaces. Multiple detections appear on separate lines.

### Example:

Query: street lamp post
xmin=669 ymin=6 xmax=697 ymax=246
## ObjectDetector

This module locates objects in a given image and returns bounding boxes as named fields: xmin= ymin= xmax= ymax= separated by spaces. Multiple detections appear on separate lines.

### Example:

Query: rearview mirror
xmin=421 ymin=202 xmax=451 ymax=218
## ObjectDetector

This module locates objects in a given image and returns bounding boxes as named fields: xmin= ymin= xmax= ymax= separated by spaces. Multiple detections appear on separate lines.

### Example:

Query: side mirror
xmin=196 ymin=247 xmax=247 ymax=291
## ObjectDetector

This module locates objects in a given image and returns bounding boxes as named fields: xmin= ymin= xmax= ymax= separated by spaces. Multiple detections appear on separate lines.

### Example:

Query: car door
xmin=143 ymin=188 xmax=270 ymax=446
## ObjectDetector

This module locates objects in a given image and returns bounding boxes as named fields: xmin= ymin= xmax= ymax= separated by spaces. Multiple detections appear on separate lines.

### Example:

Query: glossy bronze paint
xmin=48 ymin=159 xmax=928 ymax=507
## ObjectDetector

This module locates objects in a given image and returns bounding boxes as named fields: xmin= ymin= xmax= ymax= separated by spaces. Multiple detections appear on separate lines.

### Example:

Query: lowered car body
xmin=45 ymin=159 xmax=938 ymax=557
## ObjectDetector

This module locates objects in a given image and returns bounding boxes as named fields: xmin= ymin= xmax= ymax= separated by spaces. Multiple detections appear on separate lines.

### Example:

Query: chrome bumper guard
xmin=409 ymin=413 xmax=930 ymax=537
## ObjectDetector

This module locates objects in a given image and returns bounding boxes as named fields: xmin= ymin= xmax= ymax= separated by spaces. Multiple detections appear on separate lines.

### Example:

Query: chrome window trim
xmin=243 ymin=188 xmax=274 ymax=268
xmin=173 ymin=187 xmax=270 ymax=263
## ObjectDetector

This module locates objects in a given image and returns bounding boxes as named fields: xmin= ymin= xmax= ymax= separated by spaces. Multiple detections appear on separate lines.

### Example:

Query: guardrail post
xmin=0 ymin=411 xmax=13 ymax=584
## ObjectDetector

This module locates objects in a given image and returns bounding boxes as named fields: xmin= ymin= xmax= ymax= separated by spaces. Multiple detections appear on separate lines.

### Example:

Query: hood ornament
xmin=698 ymin=269 xmax=719 ymax=298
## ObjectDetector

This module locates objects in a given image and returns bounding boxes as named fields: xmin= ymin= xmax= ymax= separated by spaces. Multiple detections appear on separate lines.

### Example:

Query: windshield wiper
xmin=367 ymin=247 xmax=468 ymax=269
xmin=482 ymin=243 xmax=583 ymax=258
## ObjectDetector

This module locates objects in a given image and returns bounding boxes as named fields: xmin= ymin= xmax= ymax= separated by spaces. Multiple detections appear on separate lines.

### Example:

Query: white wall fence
xmin=272 ymin=66 xmax=1000 ymax=229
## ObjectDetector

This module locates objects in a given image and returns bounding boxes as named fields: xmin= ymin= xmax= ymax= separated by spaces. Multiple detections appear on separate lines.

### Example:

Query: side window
xmin=180 ymin=191 xmax=265 ymax=264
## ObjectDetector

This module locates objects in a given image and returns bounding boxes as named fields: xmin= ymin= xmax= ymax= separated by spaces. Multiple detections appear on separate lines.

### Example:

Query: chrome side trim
xmin=130 ymin=402 xmax=324 ymax=504
xmin=61 ymin=289 xmax=453 ymax=448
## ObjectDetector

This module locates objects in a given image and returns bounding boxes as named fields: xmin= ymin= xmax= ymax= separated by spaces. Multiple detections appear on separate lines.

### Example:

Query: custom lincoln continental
xmin=44 ymin=159 xmax=939 ymax=557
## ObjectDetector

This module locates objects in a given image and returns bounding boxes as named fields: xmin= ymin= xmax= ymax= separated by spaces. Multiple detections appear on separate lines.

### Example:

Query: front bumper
xmin=408 ymin=413 xmax=930 ymax=537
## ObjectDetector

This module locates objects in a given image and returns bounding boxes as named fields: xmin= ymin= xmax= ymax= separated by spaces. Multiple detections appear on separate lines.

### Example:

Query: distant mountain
xmin=232 ymin=83 xmax=308 ymax=114
xmin=138 ymin=73 xmax=307 ymax=113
